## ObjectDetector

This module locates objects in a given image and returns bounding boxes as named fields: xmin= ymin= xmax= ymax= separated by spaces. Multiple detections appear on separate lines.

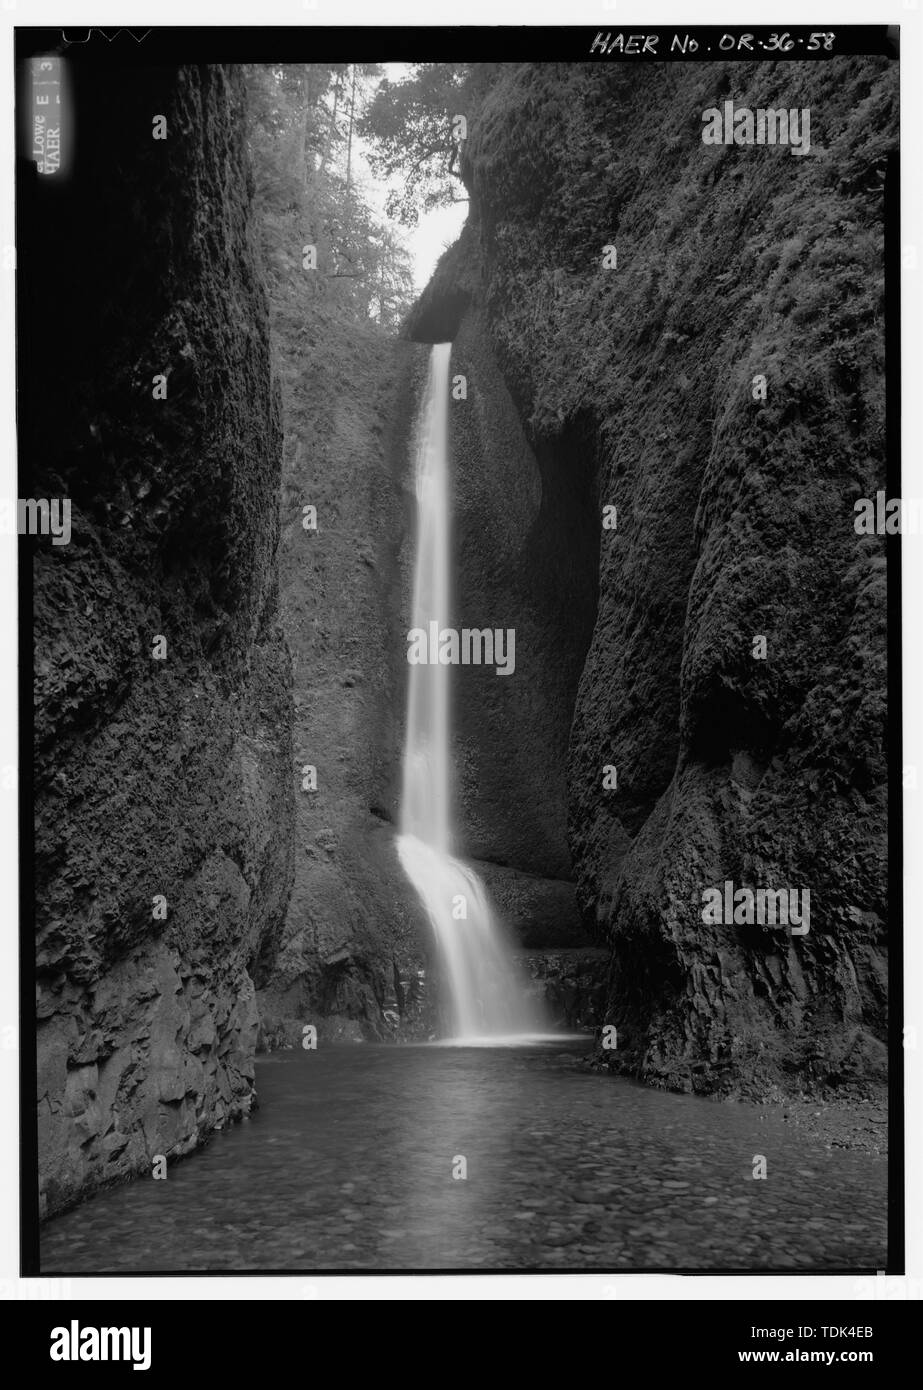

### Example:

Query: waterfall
xmin=397 ymin=343 xmax=547 ymax=1043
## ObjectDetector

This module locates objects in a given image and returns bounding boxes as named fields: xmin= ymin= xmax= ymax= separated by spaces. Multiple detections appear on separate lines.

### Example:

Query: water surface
xmin=41 ymin=1041 xmax=886 ymax=1273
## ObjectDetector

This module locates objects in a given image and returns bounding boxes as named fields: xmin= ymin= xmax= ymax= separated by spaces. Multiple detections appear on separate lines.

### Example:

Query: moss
xmin=416 ymin=57 xmax=897 ymax=1096
xmin=32 ymin=66 xmax=295 ymax=1213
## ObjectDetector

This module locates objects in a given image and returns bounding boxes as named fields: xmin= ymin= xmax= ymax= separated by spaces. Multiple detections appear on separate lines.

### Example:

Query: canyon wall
xmin=31 ymin=54 xmax=896 ymax=1190
xmin=253 ymin=308 xmax=439 ymax=1043
xmin=410 ymin=58 xmax=897 ymax=1096
xmin=30 ymin=65 xmax=294 ymax=1215
xmin=256 ymin=244 xmax=603 ymax=1040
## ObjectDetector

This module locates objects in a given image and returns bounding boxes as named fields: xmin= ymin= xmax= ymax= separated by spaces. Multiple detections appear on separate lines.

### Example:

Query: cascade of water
xmin=397 ymin=343 xmax=547 ymax=1043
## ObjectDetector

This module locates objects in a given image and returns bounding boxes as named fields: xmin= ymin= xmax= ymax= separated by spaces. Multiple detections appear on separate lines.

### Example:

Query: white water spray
xmin=397 ymin=343 xmax=547 ymax=1043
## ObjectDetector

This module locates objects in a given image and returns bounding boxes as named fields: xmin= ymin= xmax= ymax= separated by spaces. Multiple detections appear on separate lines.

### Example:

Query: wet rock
xmin=32 ymin=66 xmax=294 ymax=1216
xmin=517 ymin=948 xmax=608 ymax=1030
xmin=410 ymin=58 xmax=896 ymax=1098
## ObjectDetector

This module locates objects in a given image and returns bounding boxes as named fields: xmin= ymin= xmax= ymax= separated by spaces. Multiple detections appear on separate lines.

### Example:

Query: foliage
xmin=244 ymin=63 xmax=415 ymax=331
xmin=358 ymin=63 xmax=495 ymax=225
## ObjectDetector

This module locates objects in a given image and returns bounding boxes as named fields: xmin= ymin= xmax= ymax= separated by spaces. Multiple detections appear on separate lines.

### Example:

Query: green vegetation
xmin=358 ymin=63 xmax=487 ymax=225
xmin=245 ymin=63 xmax=415 ymax=331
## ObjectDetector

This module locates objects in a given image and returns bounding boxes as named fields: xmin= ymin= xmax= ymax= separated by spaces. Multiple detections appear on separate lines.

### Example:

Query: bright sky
xmin=352 ymin=63 xmax=468 ymax=294
xmin=406 ymin=200 xmax=469 ymax=293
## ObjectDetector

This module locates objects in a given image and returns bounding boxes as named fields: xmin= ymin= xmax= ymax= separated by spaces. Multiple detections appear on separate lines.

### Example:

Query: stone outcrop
xmin=31 ymin=65 xmax=294 ymax=1215
xmin=251 ymin=291 xmax=440 ymax=1041
xmin=517 ymin=949 xmax=609 ymax=1031
xmin=408 ymin=58 xmax=897 ymax=1095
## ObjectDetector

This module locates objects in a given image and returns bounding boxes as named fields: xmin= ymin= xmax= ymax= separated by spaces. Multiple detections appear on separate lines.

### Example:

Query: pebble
xmin=39 ymin=1045 xmax=888 ymax=1274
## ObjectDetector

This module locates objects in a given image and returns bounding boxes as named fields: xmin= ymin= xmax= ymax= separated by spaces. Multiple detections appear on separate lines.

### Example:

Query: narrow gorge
xmin=28 ymin=48 xmax=896 ymax=1273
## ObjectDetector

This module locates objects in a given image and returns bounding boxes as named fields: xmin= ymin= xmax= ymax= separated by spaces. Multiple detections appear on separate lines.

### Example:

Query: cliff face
xmin=448 ymin=309 xmax=598 ymax=876
xmin=252 ymin=221 xmax=604 ymax=1035
xmin=410 ymin=58 xmax=897 ymax=1095
xmin=253 ymin=288 xmax=602 ymax=1038
xmin=406 ymin=229 xmax=601 ymax=967
xmin=30 ymin=66 xmax=294 ymax=1215
xmin=441 ymin=299 xmax=599 ymax=958
xmin=254 ymin=306 xmax=438 ymax=1043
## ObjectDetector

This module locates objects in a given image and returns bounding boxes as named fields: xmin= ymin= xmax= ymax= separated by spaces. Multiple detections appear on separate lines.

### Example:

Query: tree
xmin=358 ymin=64 xmax=482 ymax=226
xmin=244 ymin=64 xmax=415 ymax=330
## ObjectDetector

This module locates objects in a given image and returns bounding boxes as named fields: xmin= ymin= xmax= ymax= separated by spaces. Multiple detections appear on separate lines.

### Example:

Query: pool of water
xmin=40 ymin=1040 xmax=887 ymax=1273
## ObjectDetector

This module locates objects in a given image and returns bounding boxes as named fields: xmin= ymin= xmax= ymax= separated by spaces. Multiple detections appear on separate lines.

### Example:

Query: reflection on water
xmin=41 ymin=1041 xmax=887 ymax=1273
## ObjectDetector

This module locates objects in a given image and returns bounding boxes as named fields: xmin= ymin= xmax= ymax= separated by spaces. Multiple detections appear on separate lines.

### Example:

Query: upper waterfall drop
xmin=400 ymin=342 xmax=452 ymax=855
xmin=397 ymin=343 xmax=547 ymax=1043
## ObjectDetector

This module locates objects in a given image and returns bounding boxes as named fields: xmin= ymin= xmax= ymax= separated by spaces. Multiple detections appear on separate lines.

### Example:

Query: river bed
xmin=40 ymin=1039 xmax=887 ymax=1273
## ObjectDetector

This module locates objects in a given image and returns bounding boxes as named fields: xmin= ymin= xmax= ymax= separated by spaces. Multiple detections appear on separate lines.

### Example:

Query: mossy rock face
xmin=32 ymin=66 xmax=295 ymax=1215
xmin=410 ymin=57 xmax=896 ymax=1096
